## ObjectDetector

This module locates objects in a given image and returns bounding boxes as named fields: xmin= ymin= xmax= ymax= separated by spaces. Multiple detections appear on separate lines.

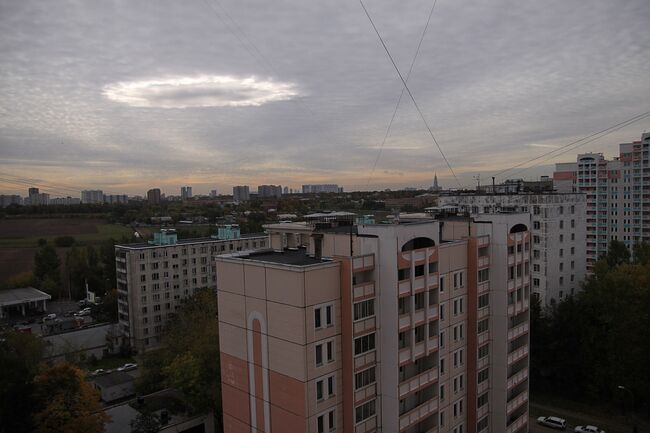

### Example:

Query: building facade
xmin=258 ymin=185 xmax=283 ymax=198
xmin=81 ymin=190 xmax=104 ymax=204
xmin=0 ymin=195 xmax=22 ymax=207
xmin=437 ymin=193 xmax=586 ymax=306
xmin=217 ymin=214 xmax=530 ymax=433
xmin=148 ymin=188 xmax=162 ymax=204
xmin=302 ymin=184 xmax=342 ymax=194
xmin=115 ymin=229 xmax=269 ymax=353
xmin=233 ymin=186 xmax=251 ymax=203
xmin=104 ymin=194 xmax=129 ymax=204
xmin=181 ymin=186 xmax=193 ymax=201
xmin=554 ymin=132 xmax=650 ymax=268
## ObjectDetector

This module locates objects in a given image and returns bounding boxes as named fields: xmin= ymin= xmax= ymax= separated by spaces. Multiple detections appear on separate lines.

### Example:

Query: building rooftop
xmin=240 ymin=249 xmax=327 ymax=266
xmin=0 ymin=287 xmax=51 ymax=306
xmin=116 ymin=232 xmax=267 ymax=249
xmin=93 ymin=371 xmax=134 ymax=388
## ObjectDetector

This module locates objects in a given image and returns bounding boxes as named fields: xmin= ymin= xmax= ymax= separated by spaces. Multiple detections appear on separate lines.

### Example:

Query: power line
xmin=505 ymin=111 xmax=650 ymax=180
xmin=359 ymin=0 xmax=463 ymax=188
xmin=493 ymin=110 xmax=650 ymax=180
xmin=366 ymin=0 xmax=439 ymax=189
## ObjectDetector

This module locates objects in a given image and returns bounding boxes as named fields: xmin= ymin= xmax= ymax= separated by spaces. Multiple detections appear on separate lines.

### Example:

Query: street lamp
xmin=617 ymin=385 xmax=637 ymax=433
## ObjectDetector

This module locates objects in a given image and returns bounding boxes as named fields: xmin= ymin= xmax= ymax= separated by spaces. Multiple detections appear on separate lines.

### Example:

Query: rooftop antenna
xmin=473 ymin=174 xmax=481 ymax=192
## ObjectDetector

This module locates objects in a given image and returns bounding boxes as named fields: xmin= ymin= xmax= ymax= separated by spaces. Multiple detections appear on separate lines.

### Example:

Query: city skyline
xmin=1 ymin=0 xmax=649 ymax=195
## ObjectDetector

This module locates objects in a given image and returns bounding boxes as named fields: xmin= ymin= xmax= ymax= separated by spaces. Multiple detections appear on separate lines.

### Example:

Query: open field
xmin=0 ymin=218 xmax=132 ymax=282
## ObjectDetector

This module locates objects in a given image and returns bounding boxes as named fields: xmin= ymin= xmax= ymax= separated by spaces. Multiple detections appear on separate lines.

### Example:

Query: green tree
xmin=34 ymin=243 xmax=61 ymax=288
xmin=632 ymin=242 xmax=650 ymax=265
xmin=32 ymin=363 xmax=109 ymax=433
xmin=606 ymin=239 xmax=630 ymax=267
xmin=0 ymin=332 xmax=45 ymax=433
xmin=130 ymin=412 xmax=160 ymax=433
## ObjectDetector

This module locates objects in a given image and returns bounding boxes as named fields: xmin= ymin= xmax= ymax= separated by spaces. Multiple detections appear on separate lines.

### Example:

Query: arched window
xmin=509 ymin=224 xmax=528 ymax=234
xmin=401 ymin=237 xmax=435 ymax=251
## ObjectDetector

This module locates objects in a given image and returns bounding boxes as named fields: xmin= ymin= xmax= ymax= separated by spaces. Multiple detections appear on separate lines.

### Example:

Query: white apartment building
xmin=554 ymin=133 xmax=650 ymax=268
xmin=233 ymin=185 xmax=250 ymax=203
xmin=438 ymin=193 xmax=587 ymax=306
xmin=302 ymin=184 xmax=342 ymax=194
xmin=114 ymin=228 xmax=269 ymax=353
xmin=81 ymin=189 xmax=104 ymax=204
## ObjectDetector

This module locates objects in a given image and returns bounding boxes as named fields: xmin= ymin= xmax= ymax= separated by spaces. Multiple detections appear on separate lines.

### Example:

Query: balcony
xmin=507 ymin=345 xmax=529 ymax=365
xmin=507 ymin=390 xmax=528 ymax=415
xmin=399 ymin=280 xmax=411 ymax=296
xmin=398 ymin=368 xmax=438 ymax=398
xmin=506 ymin=412 xmax=528 ymax=433
xmin=478 ymin=281 xmax=490 ymax=293
xmin=354 ymin=350 xmax=376 ymax=369
xmin=478 ymin=256 xmax=489 ymax=268
xmin=354 ymin=317 xmax=376 ymax=336
xmin=398 ymin=398 xmax=439 ymax=431
xmin=507 ymin=367 xmax=528 ymax=389
xmin=478 ymin=235 xmax=489 ymax=247
xmin=507 ymin=322 xmax=529 ymax=341
xmin=354 ymin=383 xmax=377 ymax=403
xmin=353 ymin=254 xmax=374 ymax=272
xmin=353 ymin=281 xmax=375 ymax=299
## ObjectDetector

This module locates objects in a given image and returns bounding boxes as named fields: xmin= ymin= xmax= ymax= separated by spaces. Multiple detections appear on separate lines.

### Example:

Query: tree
xmin=0 ymin=332 xmax=44 ymax=433
xmin=606 ymin=239 xmax=630 ymax=267
xmin=632 ymin=242 xmax=650 ymax=265
xmin=34 ymin=243 xmax=61 ymax=283
xmin=32 ymin=363 xmax=109 ymax=433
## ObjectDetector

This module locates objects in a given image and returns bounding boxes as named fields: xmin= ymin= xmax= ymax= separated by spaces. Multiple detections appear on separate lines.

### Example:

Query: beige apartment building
xmin=115 ymin=228 xmax=268 ymax=353
xmin=216 ymin=212 xmax=530 ymax=433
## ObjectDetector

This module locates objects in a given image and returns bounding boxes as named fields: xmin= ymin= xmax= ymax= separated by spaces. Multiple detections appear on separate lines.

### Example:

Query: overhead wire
xmin=366 ymin=0 xmax=439 ymax=190
xmin=504 ymin=110 xmax=650 ymax=180
xmin=493 ymin=110 xmax=650 ymax=180
xmin=359 ymin=0 xmax=463 ymax=189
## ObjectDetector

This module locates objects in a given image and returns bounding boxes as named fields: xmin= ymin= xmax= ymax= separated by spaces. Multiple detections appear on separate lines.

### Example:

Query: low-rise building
xmin=93 ymin=371 xmax=135 ymax=402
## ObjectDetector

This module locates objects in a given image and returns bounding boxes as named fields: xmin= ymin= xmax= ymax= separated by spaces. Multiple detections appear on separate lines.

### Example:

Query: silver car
xmin=537 ymin=416 xmax=567 ymax=430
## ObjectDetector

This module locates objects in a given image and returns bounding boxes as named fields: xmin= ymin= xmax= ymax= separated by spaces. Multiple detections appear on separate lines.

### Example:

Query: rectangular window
xmin=318 ymin=415 xmax=324 ymax=433
xmin=354 ymin=333 xmax=375 ymax=356
xmin=317 ymin=380 xmax=324 ymax=400
xmin=327 ymin=341 xmax=333 ymax=362
xmin=478 ymin=343 xmax=489 ymax=359
xmin=316 ymin=344 xmax=323 ymax=366
xmin=355 ymin=400 xmax=376 ymax=423
xmin=478 ymin=268 xmax=489 ymax=282
xmin=440 ymin=303 xmax=445 ymax=320
xmin=477 ymin=318 xmax=488 ymax=334
xmin=477 ymin=392 xmax=488 ymax=408
xmin=439 ymin=276 xmax=445 ymax=292
xmin=354 ymin=299 xmax=374 ymax=321
xmin=414 ymin=292 xmax=425 ymax=310
xmin=328 ymin=410 xmax=335 ymax=432
xmin=478 ymin=294 xmax=489 ymax=308
xmin=354 ymin=367 xmax=376 ymax=389
xmin=326 ymin=305 xmax=333 ymax=327
xmin=428 ymin=262 xmax=438 ymax=273
xmin=478 ymin=368 xmax=488 ymax=383
xmin=315 ymin=308 xmax=322 ymax=328
xmin=414 ymin=264 xmax=425 ymax=277
xmin=327 ymin=376 xmax=335 ymax=397
xmin=398 ymin=268 xmax=410 ymax=281
xmin=477 ymin=416 xmax=489 ymax=432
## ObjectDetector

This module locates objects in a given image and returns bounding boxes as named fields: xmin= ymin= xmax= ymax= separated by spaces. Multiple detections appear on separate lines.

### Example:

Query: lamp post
xmin=617 ymin=385 xmax=637 ymax=433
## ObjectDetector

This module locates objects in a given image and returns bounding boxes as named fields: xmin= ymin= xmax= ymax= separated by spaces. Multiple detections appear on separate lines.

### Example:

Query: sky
xmin=1 ymin=0 xmax=649 ymax=197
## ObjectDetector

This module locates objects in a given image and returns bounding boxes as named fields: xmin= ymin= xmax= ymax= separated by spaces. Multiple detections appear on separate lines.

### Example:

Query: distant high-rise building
xmin=26 ymin=188 xmax=50 ymax=206
xmin=233 ymin=186 xmax=250 ymax=203
xmin=283 ymin=186 xmax=289 ymax=195
xmin=81 ymin=190 xmax=104 ymax=204
xmin=257 ymin=184 xmax=282 ymax=198
xmin=0 ymin=195 xmax=23 ymax=207
xmin=553 ymin=132 xmax=650 ymax=269
xmin=104 ymin=194 xmax=128 ymax=204
xmin=210 ymin=189 xmax=218 ymax=198
xmin=147 ymin=188 xmax=161 ymax=205
xmin=181 ymin=186 xmax=193 ymax=201
xmin=302 ymin=184 xmax=340 ymax=194
xmin=49 ymin=196 xmax=81 ymax=206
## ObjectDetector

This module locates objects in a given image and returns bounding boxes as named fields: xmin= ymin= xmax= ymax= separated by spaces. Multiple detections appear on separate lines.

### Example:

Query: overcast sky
xmin=1 ymin=0 xmax=649 ymax=196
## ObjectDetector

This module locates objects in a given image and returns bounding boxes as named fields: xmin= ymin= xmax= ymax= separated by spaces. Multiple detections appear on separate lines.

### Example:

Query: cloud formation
xmin=103 ymin=75 xmax=299 ymax=108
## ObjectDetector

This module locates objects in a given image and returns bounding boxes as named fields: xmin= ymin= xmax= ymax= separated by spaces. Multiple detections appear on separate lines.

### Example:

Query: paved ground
xmin=530 ymin=401 xmax=642 ymax=433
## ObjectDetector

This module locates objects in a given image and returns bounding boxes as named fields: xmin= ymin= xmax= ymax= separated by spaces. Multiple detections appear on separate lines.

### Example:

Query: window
xmin=478 ymin=318 xmax=488 ymax=334
xmin=439 ymin=276 xmax=445 ymax=292
xmin=478 ymin=343 xmax=489 ymax=359
xmin=478 ymin=268 xmax=489 ymax=282
xmin=477 ymin=416 xmax=489 ymax=432
xmin=414 ymin=325 xmax=425 ymax=343
xmin=315 ymin=308 xmax=322 ymax=328
xmin=414 ymin=264 xmax=425 ymax=277
xmin=439 ymin=303 xmax=445 ymax=320
xmin=328 ymin=410 xmax=335 ymax=432
xmin=355 ymin=399 xmax=376 ymax=423
xmin=398 ymin=268 xmax=410 ymax=281
xmin=428 ymin=262 xmax=438 ymax=273
xmin=315 ymin=304 xmax=334 ymax=328
xmin=440 ymin=384 xmax=445 ymax=400
xmin=477 ymin=392 xmax=488 ymax=408
xmin=414 ymin=292 xmax=425 ymax=310
xmin=478 ymin=294 xmax=489 ymax=308
xmin=355 ymin=367 xmax=376 ymax=389
xmin=440 ymin=357 xmax=445 ymax=374
xmin=478 ymin=368 xmax=488 ymax=383
xmin=354 ymin=333 xmax=375 ymax=355
xmin=354 ymin=299 xmax=374 ymax=321
xmin=318 ymin=414 xmax=324 ymax=433
xmin=326 ymin=305 xmax=333 ymax=327
xmin=328 ymin=376 xmax=335 ymax=397
xmin=317 ymin=380 xmax=324 ymax=400
xmin=327 ymin=341 xmax=333 ymax=362
xmin=398 ymin=297 xmax=410 ymax=315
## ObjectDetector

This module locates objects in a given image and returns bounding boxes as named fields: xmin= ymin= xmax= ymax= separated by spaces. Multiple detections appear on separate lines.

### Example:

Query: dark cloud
xmin=1 ymin=0 xmax=649 ymax=194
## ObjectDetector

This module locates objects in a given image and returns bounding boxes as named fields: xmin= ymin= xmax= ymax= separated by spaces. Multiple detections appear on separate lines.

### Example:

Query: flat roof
xmin=241 ymin=249 xmax=326 ymax=266
xmin=0 ymin=287 xmax=51 ymax=307
xmin=116 ymin=233 xmax=267 ymax=249
xmin=93 ymin=371 xmax=134 ymax=388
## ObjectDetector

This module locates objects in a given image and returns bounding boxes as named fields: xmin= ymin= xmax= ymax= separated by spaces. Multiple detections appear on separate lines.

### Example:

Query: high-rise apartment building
xmin=104 ymin=194 xmax=128 ymax=204
xmin=302 ymin=184 xmax=342 ymax=194
xmin=115 ymin=228 xmax=269 ymax=353
xmin=81 ymin=190 xmax=104 ymax=204
xmin=181 ymin=186 xmax=193 ymax=201
xmin=147 ymin=188 xmax=162 ymax=205
xmin=26 ymin=187 xmax=50 ymax=206
xmin=554 ymin=132 xmax=650 ymax=268
xmin=0 ymin=195 xmax=23 ymax=207
xmin=233 ymin=186 xmax=250 ymax=203
xmin=217 ymin=213 xmax=530 ymax=433
xmin=438 ymin=193 xmax=586 ymax=306
xmin=258 ymin=185 xmax=283 ymax=198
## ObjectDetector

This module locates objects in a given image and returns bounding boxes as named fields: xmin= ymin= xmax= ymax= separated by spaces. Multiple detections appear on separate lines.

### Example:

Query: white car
xmin=574 ymin=426 xmax=604 ymax=433
xmin=75 ymin=308 xmax=92 ymax=317
xmin=537 ymin=416 xmax=567 ymax=430
xmin=44 ymin=313 xmax=57 ymax=321
xmin=117 ymin=363 xmax=137 ymax=372
xmin=90 ymin=369 xmax=106 ymax=376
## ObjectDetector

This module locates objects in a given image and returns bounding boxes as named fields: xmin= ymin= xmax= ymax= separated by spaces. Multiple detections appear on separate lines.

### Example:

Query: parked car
xmin=90 ymin=369 xmax=107 ymax=376
xmin=44 ymin=313 xmax=57 ymax=321
xmin=537 ymin=416 xmax=567 ymax=430
xmin=117 ymin=363 xmax=137 ymax=372
xmin=74 ymin=308 xmax=92 ymax=317
xmin=575 ymin=426 xmax=605 ymax=433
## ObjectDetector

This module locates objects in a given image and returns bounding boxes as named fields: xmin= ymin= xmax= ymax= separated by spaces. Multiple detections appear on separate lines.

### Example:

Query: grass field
xmin=0 ymin=218 xmax=133 ymax=282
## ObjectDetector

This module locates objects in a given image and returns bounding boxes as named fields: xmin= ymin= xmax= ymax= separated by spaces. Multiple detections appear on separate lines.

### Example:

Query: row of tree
xmin=0 ymin=332 xmax=108 ymax=433
xmin=531 ymin=241 xmax=650 ymax=416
